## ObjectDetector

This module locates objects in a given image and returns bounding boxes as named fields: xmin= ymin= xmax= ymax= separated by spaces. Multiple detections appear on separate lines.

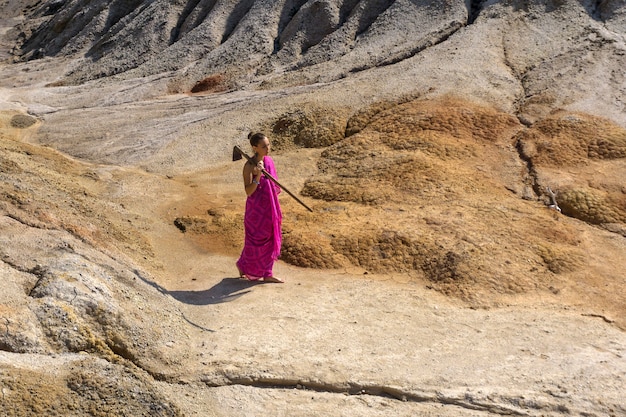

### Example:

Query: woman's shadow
xmin=156 ymin=276 xmax=264 ymax=305
xmin=133 ymin=272 xmax=264 ymax=333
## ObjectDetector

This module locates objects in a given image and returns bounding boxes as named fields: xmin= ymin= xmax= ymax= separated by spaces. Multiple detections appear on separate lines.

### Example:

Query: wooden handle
xmin=234 ymin=146 xmax=313 ymax=212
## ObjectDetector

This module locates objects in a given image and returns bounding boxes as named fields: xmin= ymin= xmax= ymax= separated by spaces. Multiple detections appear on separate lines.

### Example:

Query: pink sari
xmin=236 ymin=156 xmax=282 ymax=279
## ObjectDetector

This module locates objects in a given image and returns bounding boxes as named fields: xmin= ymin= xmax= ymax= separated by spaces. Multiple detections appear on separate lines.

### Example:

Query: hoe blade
xmin=232 ymin=145 xmax=243 ymax=161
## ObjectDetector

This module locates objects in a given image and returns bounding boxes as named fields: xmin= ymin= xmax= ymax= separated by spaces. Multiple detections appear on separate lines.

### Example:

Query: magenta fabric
xmin=236 ymin=156 xmax=282 ymax=279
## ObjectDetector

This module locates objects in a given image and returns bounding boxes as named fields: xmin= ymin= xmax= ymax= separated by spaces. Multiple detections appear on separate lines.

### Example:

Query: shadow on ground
xmin=135 ymin=271 xmax=262 ymax=305
xmin=168 ymin=278 xmax=263 ymax=305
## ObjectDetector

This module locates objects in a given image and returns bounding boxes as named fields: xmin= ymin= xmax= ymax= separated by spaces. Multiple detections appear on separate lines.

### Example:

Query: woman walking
xmin=236 ymin=132 xmax=284 ymax=283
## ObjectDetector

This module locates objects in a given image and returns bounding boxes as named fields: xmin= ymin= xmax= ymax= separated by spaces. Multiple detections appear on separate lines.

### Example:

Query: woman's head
xmin=248 ymin=132 xmax=267 ymax=146
xmin=249 ymin=132 xmax=270 ymax=156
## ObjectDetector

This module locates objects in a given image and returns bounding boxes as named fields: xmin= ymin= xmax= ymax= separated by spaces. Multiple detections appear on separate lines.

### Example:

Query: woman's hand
xmin=253 ymin=161 xmax=264 ymax=178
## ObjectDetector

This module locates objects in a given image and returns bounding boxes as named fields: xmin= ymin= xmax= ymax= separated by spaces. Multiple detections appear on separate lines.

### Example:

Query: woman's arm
xmin=243 ymin=161 xmax=263 ymax=196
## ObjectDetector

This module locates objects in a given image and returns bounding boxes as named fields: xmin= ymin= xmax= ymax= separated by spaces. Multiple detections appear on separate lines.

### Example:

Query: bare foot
xmin=236 ymin=264 xmax=254 ymax=280
xmin=241 ymin=273 xmax=260 ymax=281
xmin=262 ymin=276 xmax=284 ymax=283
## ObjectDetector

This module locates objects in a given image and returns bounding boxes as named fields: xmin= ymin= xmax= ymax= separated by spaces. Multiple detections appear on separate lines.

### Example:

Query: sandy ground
xmin=93 ymin=145 xmax=626 ymax=416
xmin=1 ymin=73 xmax=625 ymax=415
xmin=1 ymin=1 xmax=626 ymax=414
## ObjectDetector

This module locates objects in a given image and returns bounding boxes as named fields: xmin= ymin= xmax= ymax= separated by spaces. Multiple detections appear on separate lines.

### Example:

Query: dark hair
xmin=248 ymin=132 xmax=267 ymax=147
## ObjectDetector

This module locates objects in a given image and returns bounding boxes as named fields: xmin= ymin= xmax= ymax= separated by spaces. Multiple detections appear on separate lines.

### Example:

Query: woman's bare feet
xmin=237 ymin=265 xmax=282 ymax=283
xmin=262 ymin=276 xmax=284 ymax=283
xmin=236 ymin=265 xmax=251 ymax=280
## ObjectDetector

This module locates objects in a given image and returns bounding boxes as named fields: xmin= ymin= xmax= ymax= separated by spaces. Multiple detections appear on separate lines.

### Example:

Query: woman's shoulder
xmin=243 ymin=159 xmax=254 ymax=172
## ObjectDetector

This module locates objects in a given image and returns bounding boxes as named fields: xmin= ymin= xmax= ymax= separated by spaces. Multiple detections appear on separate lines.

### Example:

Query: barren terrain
xmin=1 ymin=0 xmax=625 ymax=416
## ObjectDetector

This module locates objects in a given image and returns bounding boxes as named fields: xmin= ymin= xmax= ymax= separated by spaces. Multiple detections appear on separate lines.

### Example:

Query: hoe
xmin=232 ymin=145 xmax=313 ymax=212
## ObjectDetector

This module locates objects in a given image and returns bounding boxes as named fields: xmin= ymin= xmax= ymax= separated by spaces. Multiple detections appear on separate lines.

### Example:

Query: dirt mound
xmin=517 ymin=112 xmax=626 ymax=167
xmin=558 ymin=187 xmax=626 ymax=226
xmin=516 ymin=112 xmax=626 ymax=231
xmin=263 ymin=104 xmax=350 ymax=151
xmin=173 ymin=208 xmax=243 ymax=254
xmin=303 ymin=98 xmax=523 ymax=205
xmin=167 ymin=97 xmax=624 ymax=318
xmin=259 ymin=98 xmax=624 ymax=317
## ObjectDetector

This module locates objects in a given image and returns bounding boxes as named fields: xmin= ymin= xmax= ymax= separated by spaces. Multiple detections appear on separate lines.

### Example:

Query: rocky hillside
xmin=9 ymin=0 xmax=626 ymax=119
xmin=1 ymin=0 xmax=625 ymax=416
xmin=14 ymin=0 xmax=475 ymax=88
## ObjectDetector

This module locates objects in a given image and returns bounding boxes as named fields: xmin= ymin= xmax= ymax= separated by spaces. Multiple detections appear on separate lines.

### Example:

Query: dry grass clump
xmin=10 ymin=114 xmax=38 ymax=129
xmin=267 ymin=105 xmax=349 ymax=150
xmin=516 ymin=112 xmax=626 ymax=166
xmin=558 ymin=187 xmax=626 ymax=225
xmin=516 ymin=111 xmax=626 ymax=230
xmin=536 ymin=245 xmax=585 ymax=274
xmin=280 ymin=231 xmax=346 ymax=269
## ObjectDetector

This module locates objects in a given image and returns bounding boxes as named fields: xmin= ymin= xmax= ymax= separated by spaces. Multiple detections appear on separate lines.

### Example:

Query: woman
xmin=236 ymin=132 xmax=284 ymax=283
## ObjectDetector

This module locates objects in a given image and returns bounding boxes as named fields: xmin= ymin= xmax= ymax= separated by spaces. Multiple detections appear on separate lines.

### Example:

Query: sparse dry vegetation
xmin=265 ymin=105 xmax=350 ymax=151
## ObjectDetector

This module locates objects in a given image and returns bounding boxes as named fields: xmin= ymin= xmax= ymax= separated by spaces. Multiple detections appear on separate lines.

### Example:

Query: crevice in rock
xmin=100 ymin=0 xmax=145 ymax=37
xmin=26 ymin=264 xmax=52 ymax=297
xmin=514 ymin=134 xmax=541 ymax=200
xmin=337 ymin=0 xmax=361 ymax=27
xmin=220 ymin=0 xmax=256 ymax=45
xmin=201 ymin=375 xmax=527 ymax=415
xmin=352 ymin=0 xmax=395 ymax=39
xmin=468 ymin=0 xmax=484 ymax=25
xmin=0 ymin=255 xmax=53 ymax=295
xmin=275 ymin=0 xmax=309 ymax=53
xmin=499 ymin=32 xmax=532 ymax=127
xmin=4 ymin=212 xmax=52 ymax=230
xmin=172 ymin=0 xmax=203 ymax=42
xmin=354 ymin=0 xmax=394 ymax=39
xmin=172 ymin=0 xmax=217 ymax=43
xmin=589 ymin=0 xmax=606 ymax=22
